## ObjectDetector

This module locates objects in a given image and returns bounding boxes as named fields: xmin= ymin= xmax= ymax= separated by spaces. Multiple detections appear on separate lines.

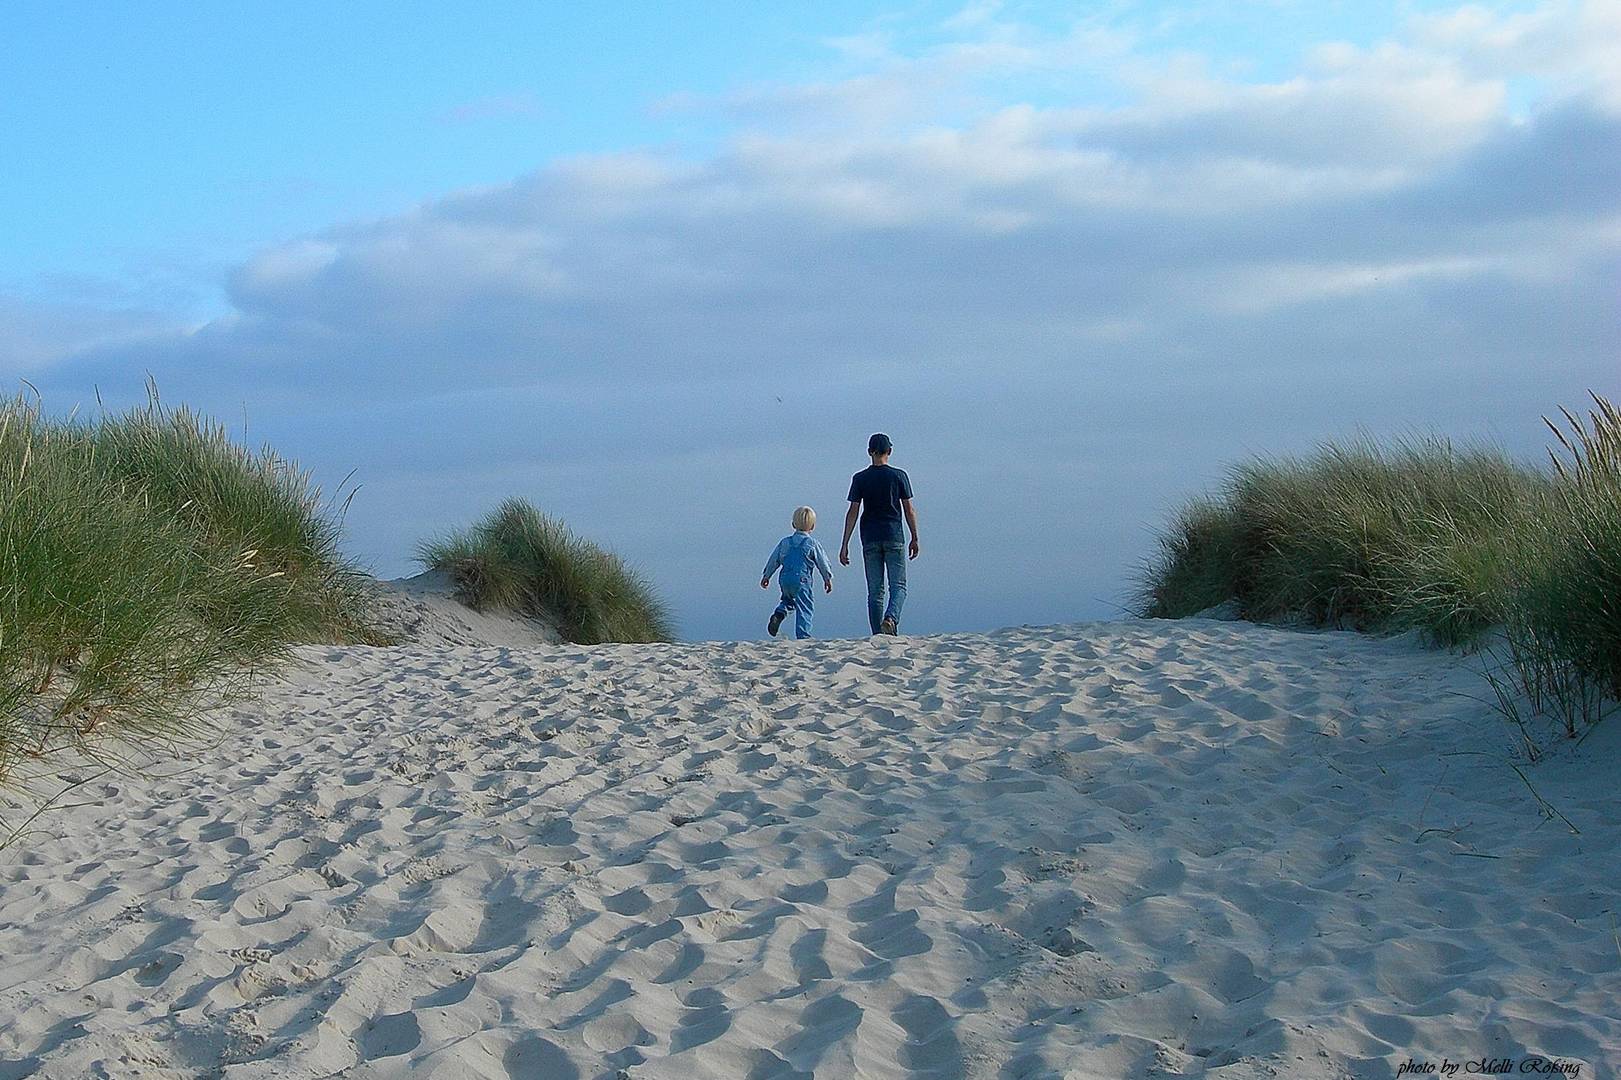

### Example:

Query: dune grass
xmin=89 ymin=394 xmax=377 ymax=645
xmin=1137 ymin=438 xmax=1548 ymax=641
xmin=1137 ymin=393 xmax=1619 ymax=741
xmin=0 ymin=391 xmax=376 ymax=786
xmin=1495 ymin=397 xmax=1621 ymax=736
xmin=419 ymin=498 xmax=673 ymax=645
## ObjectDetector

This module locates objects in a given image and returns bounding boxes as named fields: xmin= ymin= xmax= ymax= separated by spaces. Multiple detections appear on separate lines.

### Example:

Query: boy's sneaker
xmin=768 ymin=610 xmax=786 ymax=637
xmin=880 ymin=616 xmax=898 ymax=635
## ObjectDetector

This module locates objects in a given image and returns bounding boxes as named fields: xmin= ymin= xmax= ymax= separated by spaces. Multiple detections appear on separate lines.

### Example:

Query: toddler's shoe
xmin=768 ymin=609 xmax=786 ymax=637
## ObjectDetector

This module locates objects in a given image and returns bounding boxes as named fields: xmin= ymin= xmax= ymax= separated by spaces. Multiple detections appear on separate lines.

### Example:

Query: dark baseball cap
xmin=868 ymin=432 xmax=893 ymax=454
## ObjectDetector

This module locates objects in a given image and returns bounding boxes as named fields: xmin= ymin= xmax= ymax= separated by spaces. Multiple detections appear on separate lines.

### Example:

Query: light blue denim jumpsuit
xmin=762 ymin=531 xmax=834 ymax=639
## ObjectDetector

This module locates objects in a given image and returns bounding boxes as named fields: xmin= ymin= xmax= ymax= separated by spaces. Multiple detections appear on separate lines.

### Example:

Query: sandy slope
xmin=365 ymin=571 xmax=562 ymax=649
xmin=0 ymin=621 xmax=1616 ymax=1079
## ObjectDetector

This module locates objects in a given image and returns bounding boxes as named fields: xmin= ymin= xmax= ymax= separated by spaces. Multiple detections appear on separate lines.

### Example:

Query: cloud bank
xmin=11 ymin=2 xmax=1620 ymax=639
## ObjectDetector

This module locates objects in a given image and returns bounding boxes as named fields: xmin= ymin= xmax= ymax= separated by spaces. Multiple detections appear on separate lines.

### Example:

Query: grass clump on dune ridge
xmin=1497 ymin=398 xmax=1621 ymax=733
xmin=1138 ymin=438 xmax=1547 ymax=643
xmin=89 ymin=393 xmax=377 ymax=645
xmin=420 ymin=498 xmax=673 ymax=645
xmin=0 ymin=391 xmax=375 ymax=787
xmin=1137 ymin=393 xmax=1619 ymax=740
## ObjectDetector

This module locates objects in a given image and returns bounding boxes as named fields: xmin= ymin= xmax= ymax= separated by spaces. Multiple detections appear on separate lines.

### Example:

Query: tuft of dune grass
xmin=89 ymin=391 xmax=379 ymax=646
xmin=0 ymin=389 xmax=377 ymax=787
xmin=1501 ymin=395 xmax=1621 ymax=726
xmin=1138 ymin=437 xmax=1547 ymax=642
xmin=419 ymin=498 xmax=673 ymax=645
xmin=1136 ymin=393 xmax=1620 ymax=739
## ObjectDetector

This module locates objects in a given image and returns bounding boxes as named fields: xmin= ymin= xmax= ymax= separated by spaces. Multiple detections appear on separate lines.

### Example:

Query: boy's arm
xmin=903 ymin=498 xmax=920 ymax=559
xmin=839 ymin=501 xmax=860 ymax=565
xmin=812 ymin=540 xmax=835 ymax=584
xmin=762 ymin=539 xmax=785 ymax=580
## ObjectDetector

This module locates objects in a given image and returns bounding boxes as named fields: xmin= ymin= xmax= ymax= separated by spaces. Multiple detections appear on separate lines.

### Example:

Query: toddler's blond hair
xmin=792 ymin=506 xmax=816 ymax=531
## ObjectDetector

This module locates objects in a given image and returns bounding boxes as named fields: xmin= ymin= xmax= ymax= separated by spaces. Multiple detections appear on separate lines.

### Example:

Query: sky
xmin=3 ymin=1 xmax=1617 ymax=640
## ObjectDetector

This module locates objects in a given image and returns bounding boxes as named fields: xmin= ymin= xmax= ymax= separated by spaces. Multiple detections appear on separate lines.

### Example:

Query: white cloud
xmin=231 ymin=239 xmax=340 ymax=297
xmin=1207 ymin=255 xmax=1497 ymax=314
xmin=1409 ymin=0 xmax=1621 ymax=107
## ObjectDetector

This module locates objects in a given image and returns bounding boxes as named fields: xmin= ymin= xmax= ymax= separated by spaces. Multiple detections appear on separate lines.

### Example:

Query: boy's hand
xmin=824 ymin=579 xmax=833 ymax=594
xmin=760 ymin=576 xmax=771 ymax=589
xmin=909 ymin=537 xmax=920 ymax=560
xmin=838 ymin=546 xmax=850 ymax=566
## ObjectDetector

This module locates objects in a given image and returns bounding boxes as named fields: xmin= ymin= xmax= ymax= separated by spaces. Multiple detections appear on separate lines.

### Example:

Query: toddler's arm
xmin=812 ymin=539 xmax=835 ymax=587
xmin=761 ymin=538 xmax=786 ymax=582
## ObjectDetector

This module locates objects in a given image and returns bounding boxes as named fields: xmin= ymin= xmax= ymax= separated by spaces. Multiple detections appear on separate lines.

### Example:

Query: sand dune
xmin=1 ymin=621 xmax=1616 ymax=1078
xmin=365 ymin=571 xmax=562 ymax=649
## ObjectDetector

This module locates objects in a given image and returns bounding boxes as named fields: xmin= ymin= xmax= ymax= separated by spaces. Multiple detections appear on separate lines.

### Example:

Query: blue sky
xmin=4 ymin=1 xmax=1617 ymax=639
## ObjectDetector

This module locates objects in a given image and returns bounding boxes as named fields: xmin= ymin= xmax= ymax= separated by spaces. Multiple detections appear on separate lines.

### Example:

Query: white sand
xmin=1 ymin=620 xmax=1616 ymax=1079
xmin=365 ymin=571 xmax=562 ymax=649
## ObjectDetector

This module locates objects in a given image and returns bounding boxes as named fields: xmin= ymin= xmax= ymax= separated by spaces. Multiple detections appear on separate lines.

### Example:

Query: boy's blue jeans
xmin=774 ymin=580 xmax=816 ymax=639
xmin=862 ymin=540 xmax=907 ymax=633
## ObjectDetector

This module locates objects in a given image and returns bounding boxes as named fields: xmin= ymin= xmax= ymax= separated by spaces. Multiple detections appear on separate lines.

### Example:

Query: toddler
xmin=761 ymin=506 xmax=834 ymax=638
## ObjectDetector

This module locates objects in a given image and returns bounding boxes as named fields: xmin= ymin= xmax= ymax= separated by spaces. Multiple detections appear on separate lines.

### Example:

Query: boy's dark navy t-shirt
xmin=848 ymin=464 xmax=913 ymax=545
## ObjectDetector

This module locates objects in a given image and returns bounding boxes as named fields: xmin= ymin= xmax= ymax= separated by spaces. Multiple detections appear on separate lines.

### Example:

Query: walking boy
xmin=839 ymin=433 xmax=919 ymax=635
xmin=761 ymin=506 xmax=835 ymax=639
